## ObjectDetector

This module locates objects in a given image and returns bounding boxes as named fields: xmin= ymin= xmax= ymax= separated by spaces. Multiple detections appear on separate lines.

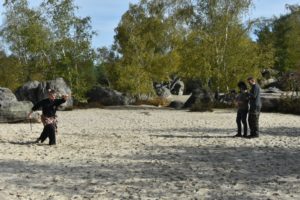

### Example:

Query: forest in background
xmin=0 ymin=0 xmax=299 ymax=100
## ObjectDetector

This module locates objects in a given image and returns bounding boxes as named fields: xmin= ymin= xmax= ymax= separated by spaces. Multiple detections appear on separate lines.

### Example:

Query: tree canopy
xmin=0 ymin=0 xmax=299 ymax=98
xmin=102 ymin=0 xmax=265 ymax=94
xmin=0 ymin=0 xmax=96 ymax=100
xmin=255 ymin=4 xmax=300 ymax=72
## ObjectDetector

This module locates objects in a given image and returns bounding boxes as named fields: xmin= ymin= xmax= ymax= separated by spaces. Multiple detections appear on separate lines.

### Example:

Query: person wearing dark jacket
xmin=234 ymin=81 xmax=249 ymax=137
xmin=28 ymin=89 xmax=69 ymax=145
xmin=247 ymin=77 xmax=262 ymax=138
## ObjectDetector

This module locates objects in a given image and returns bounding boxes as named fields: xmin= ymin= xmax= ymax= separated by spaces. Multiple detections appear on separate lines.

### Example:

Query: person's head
xmin=247 ymin=76 xmax=256 ymax=86
xmin=48 ymin=89 xmax=56 ymax=101
xmin=237 ymin=81 xmax=247 ymax=92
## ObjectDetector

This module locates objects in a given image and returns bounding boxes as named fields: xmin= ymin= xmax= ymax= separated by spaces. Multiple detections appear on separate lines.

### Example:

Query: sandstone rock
xmin=87 ymin=86 xmax=134 ymax=106
xmin=0 ymin=87 xmax=36 ymax=123
xmin=15 ymin=78 xmax=73 ymax=110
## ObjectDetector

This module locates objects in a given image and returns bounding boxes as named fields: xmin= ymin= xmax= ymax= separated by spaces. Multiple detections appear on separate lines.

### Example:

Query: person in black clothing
xmin=28 ymin=89 xmax=69 ymax=145
xmin=247 ymin=77 xmax=262 ymax=138
xmin=234 ymin=81 xmax=249 ymax=137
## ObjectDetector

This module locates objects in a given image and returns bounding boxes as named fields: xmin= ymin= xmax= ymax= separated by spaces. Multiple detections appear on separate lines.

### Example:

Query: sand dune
xmin=0 ymin=107 xmax=300 ymax=199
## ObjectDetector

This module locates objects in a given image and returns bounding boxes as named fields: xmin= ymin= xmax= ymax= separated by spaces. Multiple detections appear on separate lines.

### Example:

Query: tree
xmin=40 ymin=0 xmax=97 ymax=100
xmin=108 ymin=0 xmax=183 ymax=96
xmin=274 ymin=4 xmax=300 ymax=72
xmin=106 ymin=0 xmax=265 ymax=94
xmin=255 ymin=4 xmax=300 ymax=72
xmin=0 ymin=51 xmax=22 ymax=90
xmin=1 ymin=0 xmax=97 ymax=100
xmin=254 ymin=19 xmax=276 ymax=70
xmin=1 ymin=0 xmax=51 ymax=82
xmin=177 ymin=0 xmax=263 ymax=91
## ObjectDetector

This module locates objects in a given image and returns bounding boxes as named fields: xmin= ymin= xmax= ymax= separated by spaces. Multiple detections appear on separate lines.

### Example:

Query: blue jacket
xmin=249 ymin=84 xmax=262 ymax=110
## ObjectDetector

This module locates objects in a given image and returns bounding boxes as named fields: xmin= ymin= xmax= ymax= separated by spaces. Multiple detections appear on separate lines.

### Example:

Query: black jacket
xmin=236 ymin=92 xmax=249 ymax=111
xmin=32 ymin=98 xmax=66 ymax=117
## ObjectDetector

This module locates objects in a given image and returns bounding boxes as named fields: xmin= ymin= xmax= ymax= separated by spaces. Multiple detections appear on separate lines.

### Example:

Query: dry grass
xmin=134 ymin=97 xmax=171 ymax=107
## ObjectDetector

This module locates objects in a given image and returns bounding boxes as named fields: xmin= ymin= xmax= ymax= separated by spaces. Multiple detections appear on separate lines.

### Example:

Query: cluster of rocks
xmin=1 ymin=77 xmax=137 ymax=122
xmin=1 ymin=70 xmax=298 ymax=123
xmin=259 ymin=69 xmax=300 ymax=111
xmin=1 ymin=78 xmax=72 ymax=123
xmin=15 ymin=78 xmax=73 ymax=109
xmin=153 ymin=78 xmax=214 ymax=110
xmin=260 ymin=69 xmax=300 ymax=92
xmin=153 ymin=77 xmax=185 ymax=98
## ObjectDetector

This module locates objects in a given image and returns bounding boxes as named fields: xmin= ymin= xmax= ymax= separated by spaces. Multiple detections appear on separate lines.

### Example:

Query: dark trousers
xmin=248 ymin=107 xmax=261 ymax=136
xmin=236 ymin=109 xmax=248 ymax=136
xmin=39 ymin=124 xmax=56 ymax=145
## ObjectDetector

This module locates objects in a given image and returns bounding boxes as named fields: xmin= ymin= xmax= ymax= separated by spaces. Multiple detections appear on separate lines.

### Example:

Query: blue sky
xmin=1 ymin=0 xmax=299 ymax=48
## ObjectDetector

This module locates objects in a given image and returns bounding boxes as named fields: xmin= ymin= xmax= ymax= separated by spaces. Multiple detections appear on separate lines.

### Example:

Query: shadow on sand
xmin=1 ymin=124 xmax=300 ymax=199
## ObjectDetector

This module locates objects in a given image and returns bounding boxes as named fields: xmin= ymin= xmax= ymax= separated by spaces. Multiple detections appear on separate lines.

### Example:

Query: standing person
xmin=247 ymin=77 xmax=262 ymax=138
xmin=234 ymin=81 xmax=249 ymax=137
xmin=28 ymin=89 xmax=69 ymax=145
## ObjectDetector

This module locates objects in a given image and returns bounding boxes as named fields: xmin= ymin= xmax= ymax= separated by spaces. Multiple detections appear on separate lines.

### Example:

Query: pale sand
xmin=0 ymin=107 xmax=300 ymax=200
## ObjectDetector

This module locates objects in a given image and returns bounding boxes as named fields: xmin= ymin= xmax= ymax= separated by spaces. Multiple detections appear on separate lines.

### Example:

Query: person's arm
xmin=234 ymin=94 xmax=240 ymax=107
xmin=248 ymin=86 xmax=259 ymax=99
xmin=252 ymin=86 xmax=260 ymax=99
xmin=28 ymin=100 xmax=44 ymax=118
xmin=54 ymin=94 xmax=69 ymax=106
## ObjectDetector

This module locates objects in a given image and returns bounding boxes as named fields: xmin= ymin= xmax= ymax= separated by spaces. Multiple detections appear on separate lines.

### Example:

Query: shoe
xmin=242 ymin=134 xmax=247 ymax=138
xmin=234 ymin=134 xmax=242 ymax=137
xmin=246 ymin=135 xmax=259 ymax=139
xmin=34 ymin=138 xmax=41 ymax=143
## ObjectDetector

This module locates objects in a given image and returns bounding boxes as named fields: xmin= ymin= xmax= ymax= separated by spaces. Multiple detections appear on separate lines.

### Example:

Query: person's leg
xmin=248 ymin=110 xmax=255 ymax=136
xmin=241 ymin=111 xmax=248 ymax=137
xmin=36 ymin=125 xmax=48 ymax=143
xmin=46 ymin=124 xmax=56 ymax=145
xmin=235 ymin=111 xmax=242 ymax=137
xmin=253 ymin=107 xmax=261 ymax=137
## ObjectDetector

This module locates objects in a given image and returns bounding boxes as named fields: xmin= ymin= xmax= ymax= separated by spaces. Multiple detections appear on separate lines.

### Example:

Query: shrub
xmin=278 ymin=96 xmax=300 ymax=115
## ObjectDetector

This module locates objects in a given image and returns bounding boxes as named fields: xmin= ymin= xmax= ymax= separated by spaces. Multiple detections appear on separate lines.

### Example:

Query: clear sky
xmin=0 ymin=0 xmax=299 ymax=49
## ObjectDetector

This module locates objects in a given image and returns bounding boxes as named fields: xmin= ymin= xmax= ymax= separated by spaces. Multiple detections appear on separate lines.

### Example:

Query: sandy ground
xmin=0 ymin=107 xmax=300 ymax=200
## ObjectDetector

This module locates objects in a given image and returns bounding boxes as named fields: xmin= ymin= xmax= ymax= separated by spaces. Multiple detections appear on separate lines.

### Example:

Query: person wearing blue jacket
xmin=247 ymin=77 xmax=262 ymax=138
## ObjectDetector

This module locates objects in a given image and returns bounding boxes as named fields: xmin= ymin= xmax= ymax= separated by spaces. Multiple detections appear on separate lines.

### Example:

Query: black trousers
xmin=39 ymin=124 xmax=56 ymax=145
xmin=248 ymin=107 xmax=261 ymax=136
xmin=236 ymin=109 xmax=248 ymax=136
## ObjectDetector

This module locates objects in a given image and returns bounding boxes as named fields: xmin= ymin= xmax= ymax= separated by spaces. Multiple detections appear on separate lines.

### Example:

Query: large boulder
xmin=0 ymin=87 xmax=36 ymax=123
xmin=0 ymin=101 xmax=33 ymax=123
xmin=0 ymin=87 xmax=17 ymax=106
xmin=157 ymin=87 xmax=172 ymax=98
xmin=260 ymin=88 xmax=284 ymax=112
xmin=15 ymin=81 xmax=40 ymax=103
xmin=153 ymin=82 xmax=172 ymax=98
xmin=168 ymin=101 xmax=184 ymax=109
xmin=184 ymin=79 xmax=203 ymax=95
xmin=260 ymin=78 xmax=278 ymax=88
xmin=260 ymin=69 xmax=281 ymax=89
xmin=183 ymin=88 xmax=213 ymax=108
xmin=170 ymin=79 xmax=184 ymax=95
xmin=261 ymin=96 xmax=281 ymax=112
xmin=15 ymin=78 xmax=73 ymax=110
xmin=87 ymin=86 xmax=134 ymax=106
xmin=262 ymin=87 xmax=283 ymax=94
